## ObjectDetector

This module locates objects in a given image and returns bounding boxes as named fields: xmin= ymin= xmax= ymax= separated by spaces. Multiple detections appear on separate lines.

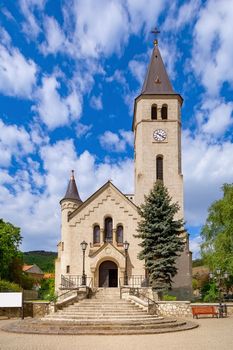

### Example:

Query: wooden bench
xmin=191 ymin=305 xmax=218 ymax=319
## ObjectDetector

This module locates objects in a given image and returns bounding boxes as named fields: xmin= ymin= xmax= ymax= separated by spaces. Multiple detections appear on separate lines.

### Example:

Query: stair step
xmin=2 ymin=288 xmax=198 ymax=335
xmin=3 ymin=319 xmax=198 ymax=335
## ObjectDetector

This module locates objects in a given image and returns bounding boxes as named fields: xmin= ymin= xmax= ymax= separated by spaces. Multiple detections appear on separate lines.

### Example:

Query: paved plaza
xmin=0 ymin=317 xmax=232 ymax=350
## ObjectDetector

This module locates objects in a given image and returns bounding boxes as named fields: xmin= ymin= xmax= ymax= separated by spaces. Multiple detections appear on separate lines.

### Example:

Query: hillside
xmin=23 ymin=251 xmax=57 ymax=273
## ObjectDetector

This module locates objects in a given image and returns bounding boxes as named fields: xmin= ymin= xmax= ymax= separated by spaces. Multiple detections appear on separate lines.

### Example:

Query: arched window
xmin=116 ymin=225 xmax=123 ymax=244
xmin=156 ymin=156 xmax=163 ymax=181
xmin=93 ymin=225 xmax=100 ymax=244
xmin=161 ymin=104 xmax=168 ymax=120
xmin=104 ymin=217 xmax=113 ymax=242
xmin=151 ymin=104 xmax=157 ymax=120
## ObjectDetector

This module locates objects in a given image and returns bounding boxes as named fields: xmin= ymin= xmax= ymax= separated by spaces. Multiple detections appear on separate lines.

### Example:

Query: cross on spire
xmin=151 ymin=27 xmax=160 ymax=46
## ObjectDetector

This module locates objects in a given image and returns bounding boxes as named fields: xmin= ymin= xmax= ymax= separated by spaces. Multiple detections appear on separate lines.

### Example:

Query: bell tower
xmin=133 ymin=39 xmax=184 ymax=218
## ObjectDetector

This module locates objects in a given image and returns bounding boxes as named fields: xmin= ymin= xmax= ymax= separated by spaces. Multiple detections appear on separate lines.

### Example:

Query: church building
xmin=55 ymin=39 xmax=192 ymax=300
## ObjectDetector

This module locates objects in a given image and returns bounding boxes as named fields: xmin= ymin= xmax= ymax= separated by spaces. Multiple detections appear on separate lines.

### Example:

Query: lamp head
xmin=80 ymin=240 xmax=88 ymax=251
xmin=123 ymin=240 xmax=129 ymax=251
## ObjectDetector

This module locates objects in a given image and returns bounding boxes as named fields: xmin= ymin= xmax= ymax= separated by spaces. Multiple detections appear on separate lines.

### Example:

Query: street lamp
xmin=80 ymin=240 xmax=88 ymax=286
xmin=123 ymin=240 xmax=129 ymax=285
xmin=209 ymin=268 xmax=228 ymax=317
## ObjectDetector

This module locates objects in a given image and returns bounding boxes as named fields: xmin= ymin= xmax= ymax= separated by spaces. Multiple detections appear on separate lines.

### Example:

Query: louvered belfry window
xmin=161 ymin=104 xmax=168 ymax=119
xmin=151 ymin=104 xmax=157 ymax=120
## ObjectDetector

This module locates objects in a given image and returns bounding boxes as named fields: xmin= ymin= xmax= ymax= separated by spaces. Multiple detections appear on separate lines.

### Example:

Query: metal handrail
xmin=119 ymin=275 xmax=149 ymax=288
xmin=57 ymin=289 xmax=78 ymax=303
xmin=129 ymin=288 xmax=159 ymax=315
xmin=60 ymin=275 xmax=92 ymax=289
xmin=119 ymin=275 xmax=158 ymax=315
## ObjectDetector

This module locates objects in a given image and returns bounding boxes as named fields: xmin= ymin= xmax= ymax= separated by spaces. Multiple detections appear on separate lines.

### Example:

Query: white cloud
xmin=0 ymin=41 xmax=37 ymax=98
xmin=189 ymin=234 xmax=202 ymax=260
xmin=119 ymin=130 xmax=134 ymax=147
xmin=76 ymin=123 xmax=93 ymax=138
xmin=192 ymin=0 xmax=233 ymax=95
xmin=57 ymin=0 xmax=168 ymax=60
xmin=99 ymin=130 xmax=133 ymax=152
xmin=0 ymin=119 xmax=33 ymax=167
xmin=164 ymin=0 xmax=200 ymax=31
xmin=159 ymin=42 xmax=180 ymax=80
xmin=106 ymin=69 xmax=127 ymax=86
xmin=34 ymin=75 xmax=82 ymax=129
xmin=1 ymin=7 xmax=15 ymax=22
xmin=68 ymin=0 xmax=129 ymax=58
xmin=129 ymin=59 xmax=146 ymax=86
xmin=183 ymin=130 xmax=233 ymax=227
xmin=126 ymin=0 xmax=166 ymax=35
xmin=90 ymin=95 xmax=103 ymax=110
xmin=202 ymin=101 xmax=233 ymax=136
xmin=40 ymin=16 xmax=65 ymax=55
xmin=0 ymin=138 xmax=134 ymax=250
xmin=20 ymin=0 xmax=46 ymax=39
xmin=0 ymin=28 xmax=12 ymax=46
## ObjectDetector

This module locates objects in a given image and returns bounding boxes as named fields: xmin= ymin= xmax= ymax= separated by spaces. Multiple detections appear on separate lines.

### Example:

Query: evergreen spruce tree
xmin=135 ymin=181 xmax=185 ymax=293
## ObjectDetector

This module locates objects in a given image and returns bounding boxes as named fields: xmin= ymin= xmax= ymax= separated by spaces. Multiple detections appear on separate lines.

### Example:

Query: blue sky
xmin=0 ymin=0 xmax=233 ymax=258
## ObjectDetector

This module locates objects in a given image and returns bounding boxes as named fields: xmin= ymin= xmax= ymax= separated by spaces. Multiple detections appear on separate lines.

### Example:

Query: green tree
xmin=0 ymin=219 xmax=23 ymax=281
xmin=135 ymin=181 xmax=185 ymax=294
xmin=39 ymin=278 xmax=56 ymax=301
xmin=201 ymin=184 xmax=233 ymax=276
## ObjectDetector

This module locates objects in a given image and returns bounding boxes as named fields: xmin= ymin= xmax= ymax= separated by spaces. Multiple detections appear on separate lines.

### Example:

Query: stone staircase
xmin=2 ymin=288 xmax=198 ymax=335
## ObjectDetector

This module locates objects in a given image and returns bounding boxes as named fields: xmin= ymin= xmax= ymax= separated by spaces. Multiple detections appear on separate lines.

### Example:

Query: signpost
xmin=0 ymin=292 xmax=24 ymax=319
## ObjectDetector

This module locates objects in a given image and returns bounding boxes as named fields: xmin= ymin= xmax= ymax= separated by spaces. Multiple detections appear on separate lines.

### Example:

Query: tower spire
xmin=150 ymin=27 xmax=160 ymax=46
xmin=141 ymin=29 xmax=176 ymax=95
xmin=62 ymin=170 xmax=82 ymax=203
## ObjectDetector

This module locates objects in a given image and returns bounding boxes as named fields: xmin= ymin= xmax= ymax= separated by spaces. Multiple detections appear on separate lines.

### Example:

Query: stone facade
xmin=55 ymin=182 xmax=143 ymax=292
xmin=134 ymin=95 xmax=183 ymax=213
xmin=55 ymin=42 xmax=192 ymax=300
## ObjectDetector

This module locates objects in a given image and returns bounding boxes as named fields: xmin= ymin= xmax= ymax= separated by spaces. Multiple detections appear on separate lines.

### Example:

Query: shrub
xmin=203 ymin=283 xmax=218 ymax=302
xmin=38 ymin=278 xmax=56 ymax=301
xmin=0 ymin=279 xmax=21 ymax=292
xmin=162 ymin=294 xmax=177 ymax=301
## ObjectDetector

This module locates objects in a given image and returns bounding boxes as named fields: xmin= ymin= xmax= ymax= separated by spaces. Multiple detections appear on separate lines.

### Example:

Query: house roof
xmin=22 ymin=264 xmax=44 ymax=275
xmin=22 ymin=265 xmax=33 ymax=271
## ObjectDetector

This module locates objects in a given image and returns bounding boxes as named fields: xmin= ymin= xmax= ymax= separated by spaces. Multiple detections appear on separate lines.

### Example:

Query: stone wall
xmin=151 ymin=302 xmax=233 ymax=318
xmin=154 ymin=301 xmax=192 ymax=317
xmin=0 ymin=302 xmax=50 ymax=319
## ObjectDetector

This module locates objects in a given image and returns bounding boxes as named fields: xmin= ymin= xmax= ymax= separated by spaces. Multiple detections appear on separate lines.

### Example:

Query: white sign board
xmin=0 ymin=292 xmax=22 ymax=307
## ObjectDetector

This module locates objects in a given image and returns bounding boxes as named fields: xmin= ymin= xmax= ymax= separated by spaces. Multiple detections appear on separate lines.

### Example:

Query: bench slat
xmin=191 ymin=306 xmax=218 ymax=318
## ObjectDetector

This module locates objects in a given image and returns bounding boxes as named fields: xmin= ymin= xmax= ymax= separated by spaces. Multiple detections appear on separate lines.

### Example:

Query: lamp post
xmin=209 ymin=268 xmax=228 ymax=317
xmin=123 ymin=240 xmax=129 ymax=285
xmin=80 ymin=240 xmax=88 ymax=286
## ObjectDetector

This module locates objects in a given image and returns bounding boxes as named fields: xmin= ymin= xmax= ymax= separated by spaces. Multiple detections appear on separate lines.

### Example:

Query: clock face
xmin=153 ymin=129 xmax=167 ymax=142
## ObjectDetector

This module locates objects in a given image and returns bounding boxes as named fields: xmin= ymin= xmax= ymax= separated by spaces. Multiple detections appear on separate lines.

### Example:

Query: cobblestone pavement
xmin=0 ymin=317 xmax=232 ymax=350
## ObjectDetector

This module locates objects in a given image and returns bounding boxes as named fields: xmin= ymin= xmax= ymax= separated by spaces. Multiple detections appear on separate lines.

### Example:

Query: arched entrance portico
xmin=99 ymin=260 xmax=118 ymax=287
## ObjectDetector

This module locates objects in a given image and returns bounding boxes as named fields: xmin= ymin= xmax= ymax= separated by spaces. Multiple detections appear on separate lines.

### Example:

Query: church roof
xmin=68 ymin=181 xmax=138 ymax=221
xmin=141 ymin=43 xmax=175 ymax=95
xmin=61 ymin=170 xmax=82 ymax=203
